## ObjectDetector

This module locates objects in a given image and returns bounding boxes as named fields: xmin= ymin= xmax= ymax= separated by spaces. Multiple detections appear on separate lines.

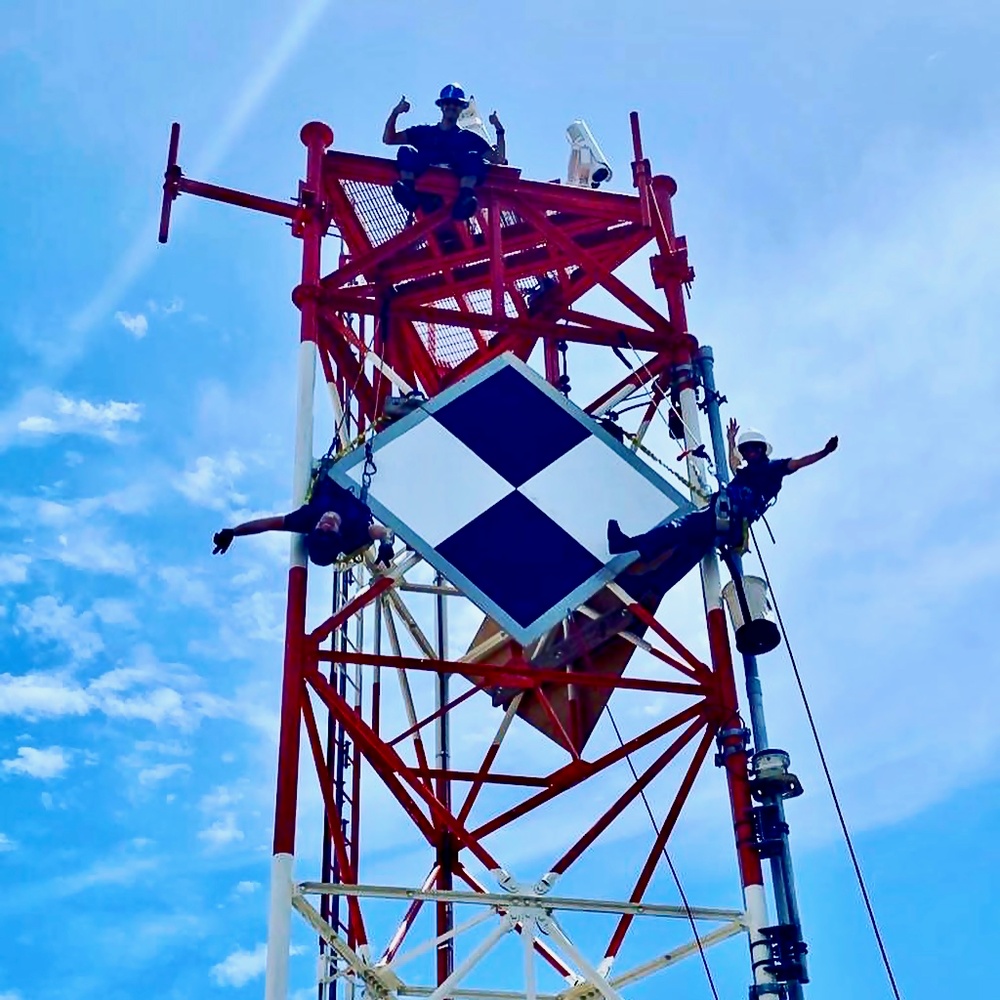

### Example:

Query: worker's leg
xmin=449 ymin=151 xmax=490 ymax=220
xmin=393 ymin=147 xmax=431 ymax=211
xmin=609 ymin=506 xmax=715 ymax=563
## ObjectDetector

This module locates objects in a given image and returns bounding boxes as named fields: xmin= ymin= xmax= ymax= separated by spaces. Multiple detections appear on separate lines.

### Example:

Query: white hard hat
xmin=737 ymin=428 xmax=772 ymax=456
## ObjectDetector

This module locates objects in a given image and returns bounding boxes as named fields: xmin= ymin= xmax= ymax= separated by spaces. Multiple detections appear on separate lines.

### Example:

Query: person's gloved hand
xmin=213 ymin=529 xmax=235 ymax=555
xmin=824 ymin=435 xmax=839 ymax=455
xmin=375 ymin=540 xmax=394 ymax=567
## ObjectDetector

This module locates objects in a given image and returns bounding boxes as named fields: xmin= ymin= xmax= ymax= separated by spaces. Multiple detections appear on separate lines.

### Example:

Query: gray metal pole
xmin=696 ymin=346 xmax=807 ymax=997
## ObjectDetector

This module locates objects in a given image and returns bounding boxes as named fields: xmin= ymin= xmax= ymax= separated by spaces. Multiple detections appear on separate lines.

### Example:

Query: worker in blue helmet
xmin=383 ymin=84 xmax=507 ymax=221
xmin=212 ymin=477 xmax=394 ymax=568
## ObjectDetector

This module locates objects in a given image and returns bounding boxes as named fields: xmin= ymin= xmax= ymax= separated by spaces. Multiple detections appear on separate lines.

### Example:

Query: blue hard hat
xmin=436 ymin=83 xmax=470 ymax=108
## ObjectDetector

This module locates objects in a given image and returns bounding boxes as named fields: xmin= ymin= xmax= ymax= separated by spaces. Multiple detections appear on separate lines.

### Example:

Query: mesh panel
xmin=341 ymin=179 xmax=413 ymax=248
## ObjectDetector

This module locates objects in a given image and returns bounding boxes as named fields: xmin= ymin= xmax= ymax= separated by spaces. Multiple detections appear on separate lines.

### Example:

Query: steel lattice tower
xmin=159 ymin=114 xmax=807 ymax=1000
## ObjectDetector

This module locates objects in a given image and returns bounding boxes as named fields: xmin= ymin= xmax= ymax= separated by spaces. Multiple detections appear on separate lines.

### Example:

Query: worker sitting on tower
xmin=383 ymin=85 xmax=507 ymax=221
xmin=608 ymin=421 xmax=838 ymax=570
xmin=212 ymin=476 xmax=394 ymax=568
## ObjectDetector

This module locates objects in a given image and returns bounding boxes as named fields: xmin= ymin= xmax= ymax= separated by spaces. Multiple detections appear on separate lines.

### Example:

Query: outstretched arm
xmin=488 ymin=111 xmax=507 ymax=165
xmin=383 ymin=95 xmax=411 ymax=145
xmin=726 ymin=418 xmax=743 ymax=474
xmin=213 ymin=515 xmax=288 ymax=554
xmin=788 ymin=436 xmax=838 ymax=473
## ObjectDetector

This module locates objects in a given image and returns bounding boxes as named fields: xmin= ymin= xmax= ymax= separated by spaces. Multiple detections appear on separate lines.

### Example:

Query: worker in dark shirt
xmin=608 ymin=421 xmax=838 ymax=565
xmin=383 ymin=84 xmax=507 ymax=220
xmin=212 ymin=477 xmax=393 ymax=568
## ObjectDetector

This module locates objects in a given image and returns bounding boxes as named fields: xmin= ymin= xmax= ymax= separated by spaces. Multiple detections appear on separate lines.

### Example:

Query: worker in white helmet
xmin=724 ymin=418 xmax=838 ymax=524
xmin=608 ymin=420 xmax=838 ymax=566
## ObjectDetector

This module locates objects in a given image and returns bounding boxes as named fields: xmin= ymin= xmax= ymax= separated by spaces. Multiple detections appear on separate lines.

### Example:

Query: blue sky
xmin=2 ymin=1 xmax=999 ymax=998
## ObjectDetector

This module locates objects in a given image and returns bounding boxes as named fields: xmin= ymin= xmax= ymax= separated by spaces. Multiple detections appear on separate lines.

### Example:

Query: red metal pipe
xmin=627 ymin=603 xmax=714 ymax=682
xmin=604 ymin=725 xmax=716 ymax=959
xmin=301 ymin=684 xmax=368 ymax=946
xmin=158 ymin=122 xmax=181 ymax=244
xmin=317 ymin=649 xmax=707 ymax=697
xmin=472 ymin=701 xmax=709 ymax=839
xmin=551 ymin=716 xmax=706 ymax=874
xmin=388 ymin=682 xmax=487 ymax=748
xmin=707 ymin=607 xmax=764 ymax=890
xmin=304 ymin=665 xmax=502 ymax=871
xmin=273 ymin=565 xmax=307 ymax=855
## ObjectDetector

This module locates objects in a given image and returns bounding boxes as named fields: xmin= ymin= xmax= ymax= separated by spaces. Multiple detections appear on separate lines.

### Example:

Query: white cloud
xmin=137 ymin=763 xmax=189 ymax=786
xmin=174 ymin=452 xmax=248 ymax=511
xmin=0 ymin=672 xmax=92 ymax=718
xmin=0 ymin=555 xmax=30 ymax=585
xmin=199 ymin=814 xmax=244 ymax=848
xmin=53 ymin=529 xmax=138 ymax=576
xmin=233 ymin=590 xmax=284 ymax=643
xmin=15 ymin=596 xmax=104 ymax=660
xmin=234 ymin=880 xmax=260 ymax=895
xmin=0 ymin=652 xmax=225 ymax=730
xmin=6 ymin=390 xmax=142 ymax=445
xmin=2 ymin=746 xmax=71 ymax=780
xmin=49 ymin=855 xmax=159 ymax=899
xmin=114 ymin=311 xmax=148 ymax=338
xmin=210 ymin=943 xmax=267 ymax=987
xmin=157 ymin=566 xmax=214 ymax=609
xmin=91 ymin=598 xmax=138 ymax=627
xmin=199 ymin=786 xmax=245 ymax=847
xmin=0 ymin=833 xmax=17 ymax=852
xmin=148 ymin=297 xmax=183 ymax=316
xmin=0 ymin=991 xmax=24 ymax=1000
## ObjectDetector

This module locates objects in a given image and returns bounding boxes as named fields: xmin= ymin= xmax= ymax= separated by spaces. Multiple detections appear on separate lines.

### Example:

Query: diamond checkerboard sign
xmin=330 ymin=354 xmax=695 ymax=645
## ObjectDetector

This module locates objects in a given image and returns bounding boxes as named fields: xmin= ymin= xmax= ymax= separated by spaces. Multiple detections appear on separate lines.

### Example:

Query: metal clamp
xmin=714 ymin=725 xmax=751 ymax=767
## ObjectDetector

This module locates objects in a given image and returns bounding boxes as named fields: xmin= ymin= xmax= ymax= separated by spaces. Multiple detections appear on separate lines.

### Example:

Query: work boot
xmin=452 ymin=190 xmax=478 ymax=220
xmin=392 ymin=179 xmax=420 ymax=212
xmin=376 ymin=539 xmax=394 ymax=567
xmin=607 ymin=519 xmax=635 ymax=555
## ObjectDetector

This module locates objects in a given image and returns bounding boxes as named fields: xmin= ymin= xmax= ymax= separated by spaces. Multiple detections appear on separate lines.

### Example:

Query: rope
xmin=606 ymin=707 xmax=721 ymax=1000
xmin=750 ymin=527 xmax=904 ymax=1000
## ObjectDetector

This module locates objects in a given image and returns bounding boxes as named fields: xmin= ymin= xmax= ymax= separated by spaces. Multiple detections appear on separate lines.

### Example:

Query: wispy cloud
xmin=0 ymin=653 xmax=228 ymax=730
xmin=210 ymin=942 xmax=266 ymax=988
xmin=0 ymin=833 xmax=17 ymax=853
xmin=2 ymin=389 xmax=141 ymax=447
xmin=113 ymin=311 xmax=148 ymax=339
xmin=198 ymin=785 xmax=245 ymax=848
xmin=0 ymin=555 xmax=31 ymax=586
xmin=173 ymin=452 xmax=247 ymax=511
xmin=137 ymin=762 xmax=190 ymax=786
xmin=15 ymin=596 xmax=104 ymax=661
xmin=2 ymin=746 xmax=71 ymax=780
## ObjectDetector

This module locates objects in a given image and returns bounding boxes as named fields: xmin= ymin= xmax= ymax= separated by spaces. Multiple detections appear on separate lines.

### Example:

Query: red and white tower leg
xmin=675 ymin=360 xmax=776 ymax=995
xmin=265 ymin=121 xmax=334 ymax=1000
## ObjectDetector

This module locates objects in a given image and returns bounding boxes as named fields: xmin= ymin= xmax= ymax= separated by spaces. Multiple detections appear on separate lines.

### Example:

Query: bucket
xmin=722 ymin=575 xmax=780 ymax=655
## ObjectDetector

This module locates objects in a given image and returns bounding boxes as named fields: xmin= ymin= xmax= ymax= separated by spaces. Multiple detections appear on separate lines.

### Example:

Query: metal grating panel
xmin=341 ymin=179 xmax=414 ymax=248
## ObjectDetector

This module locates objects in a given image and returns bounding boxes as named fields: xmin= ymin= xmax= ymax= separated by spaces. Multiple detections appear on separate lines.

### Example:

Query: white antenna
xmin=458 ymin=98 xmax=492 ymax=144
xmin=566 ymin=119 xmax=613 ymax=189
